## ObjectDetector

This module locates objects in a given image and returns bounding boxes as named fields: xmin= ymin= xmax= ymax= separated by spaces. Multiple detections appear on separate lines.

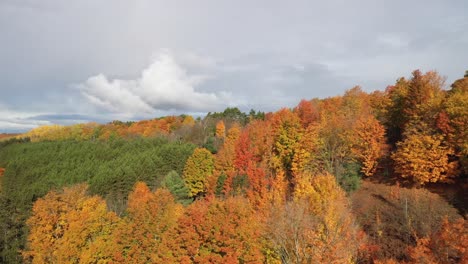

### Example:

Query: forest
xmin=0 ymin=70 xmax=466 ymax=263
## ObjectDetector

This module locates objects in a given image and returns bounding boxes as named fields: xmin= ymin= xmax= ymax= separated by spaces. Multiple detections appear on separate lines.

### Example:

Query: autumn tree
xmin=442 ymin=73 xmax=468 ymax=175
xmin=167 ymin=197 xmax=265 ymax=263
xmin=215 ymin=123 xmax=241 ymax=195
xmin=234 ymin=128 xmax=256 ymax=174
xmin=392 ymin=125 xmax=458 ymax=185
xmin=403 ymin=70 xmax=445 ymax=128
xmin=310 ymin=91 xmax=366 ymax=191
xmin=383 ymin=70 xmax=446 ymax=146
xmin=183 ymin=148 xmax=215 ymax=198
xmin=266 ymin=108 xmax=304 ymax=198
xmin=108 ymin=182 xmax=183 ymax=263
xmin=23 ymin=184 xmax=119 ymax=263
xmin=268 ymin=173 xmax=361 ymax=263
xmin=269 ymin=108 xmax=303 ymax=176
xmin=293 ymin=99 xmax=319 ymax=128
xmin=350 ymin=117 xmax=387 ymax=177
xmin=215 ymin=120 xmax=226 ymax=139
xmin=407 ymin=218 xmax=467 ymax=264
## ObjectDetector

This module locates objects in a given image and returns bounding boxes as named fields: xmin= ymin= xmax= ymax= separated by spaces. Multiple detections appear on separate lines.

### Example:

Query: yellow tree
xmin=350 ymin=117 xmax=387 ymax=177
xmin=23 ymin=184 xmax=119 ymax=263
xmin=183 ymin=148 xmax=215 ymax=198
xmin=392 ymin=128 xmax=458 ymax=185
xmin=214 ymin=123 xmax=241 ymax=195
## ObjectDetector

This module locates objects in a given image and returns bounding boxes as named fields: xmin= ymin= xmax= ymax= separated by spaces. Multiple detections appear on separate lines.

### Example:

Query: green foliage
xmin=335 ymin=162 xmax=362 ymax=193
xmin=202 ymin=136 xmax=218 ymax=154
xmin=0 ymin=137 xmax=195 ymax=263
xmin=162 ymin=171 xmax=191 ymax=205
xmin=231 ymin=174 xmax=249 ymax=195
xmin=215 ymin=174 xmax=227 ymax=197
xmin=207 ymin=107 xmax=249 ymax=125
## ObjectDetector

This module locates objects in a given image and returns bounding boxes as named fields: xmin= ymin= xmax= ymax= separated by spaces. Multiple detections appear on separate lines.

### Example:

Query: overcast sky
xmin=1 ymin=0 xmax=467 ymax=132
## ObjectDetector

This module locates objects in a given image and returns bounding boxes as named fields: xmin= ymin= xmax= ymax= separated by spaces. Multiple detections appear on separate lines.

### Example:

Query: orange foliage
xmin=215 ymin=120 xmax=226 ymax=139
xmin=245 ymin=164 xmax=269 ymax=209
xmin=294 ymin=99 xmax=319 ymax=128
xmin=351 ymin=117 xmax=387 ymax=177
xmin=234 ymin=129 xmax=256 ymax=174
xmin=167 ymin=197 xmax=265 ymax=263
xmin=108 ymin=182 xmax=183 ymax=263
xmin=407 ymin=217 xmax=468 ymax=264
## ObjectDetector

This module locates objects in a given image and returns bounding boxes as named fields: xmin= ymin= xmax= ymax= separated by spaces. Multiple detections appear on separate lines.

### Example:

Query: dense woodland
xmin=0 ymin=70 xmax=467 ymax=263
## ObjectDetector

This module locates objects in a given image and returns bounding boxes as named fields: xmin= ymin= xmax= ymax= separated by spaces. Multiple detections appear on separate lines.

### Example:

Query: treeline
xmin=16 ymin=108 xmax=264 ymax=145
xmin=0 ymin=70 xmax=467 ymax=263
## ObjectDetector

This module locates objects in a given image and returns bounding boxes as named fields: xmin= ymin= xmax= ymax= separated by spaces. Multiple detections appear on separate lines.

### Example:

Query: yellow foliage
xmin=392 ymin=132 xmax=458 ymax=184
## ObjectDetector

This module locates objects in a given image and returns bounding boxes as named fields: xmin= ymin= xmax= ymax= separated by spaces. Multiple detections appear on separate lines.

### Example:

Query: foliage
xmin=23 ymin=184 xmax=119 ymax=263
xmin=0 ymin=138 xmax=194 ymax=262
xmin=183 ymin=148 xmax=215 ymax=198
xmin=269 ymin=173 xmax=362 ymax=263
xmin=161 ymin=170 xmax=191 ymax=205
xmin=392 ymin=128 xmax=458 ymax=185
xmin=167 ymin=197 xmax=265 ymax=263
xmin=107 ymin=182 xmax=183 ymax=263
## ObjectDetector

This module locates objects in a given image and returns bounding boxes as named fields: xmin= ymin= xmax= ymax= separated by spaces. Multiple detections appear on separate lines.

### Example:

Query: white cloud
xmin=79 ymin=51 xmax=231 ymax=116
xmin=0 ymin=106 xmax=51 ymax=132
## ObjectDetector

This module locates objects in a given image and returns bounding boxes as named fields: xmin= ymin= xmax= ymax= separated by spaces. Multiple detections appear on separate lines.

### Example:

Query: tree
xmin=443 ymin=74 xmax=468 ymax=175
xmin=383 ymin=77 xmax=410 ymax=144
xmin=161 ymin=170 xmax=191 ymax=205
xmin=403 ymin=70 xmax=445 ymax=128
xmin=268 ymin=173 xmax=361 ymax=263
xmin=392 ymin=127 xmax=458 ymax=185
xmin=215 ymin=120 xmax=226 ymax=139
xmin=234 ymin=129 xmax=256 ymax=174
xmin=350 ymin=117 xmax=387 ymax=177
xmin=23 ymin=184 xmax=119 ymax=263
xmin=293 ymin=99 xmax=319 ymax=128
xmin=407 ymin=218 xmax=467 ymax=264
xmin=269 ymin=108 xmax=303 ymax=176
xmin=168 ymin=197 xmax=265 ymax=263
xmin=108 ymin=182 xmax=183 ymax=263
xmin=183 ymin=148 xmax=215 ymax=198
xmin=215 ymin=124 xmax=241 ymax=195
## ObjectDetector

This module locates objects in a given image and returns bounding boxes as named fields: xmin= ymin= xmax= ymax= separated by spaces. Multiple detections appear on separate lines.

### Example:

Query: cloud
xmin=0 ymin=104 xmax=113 ymax=133
xmin=79 ymin=52 xmax=232 ymax=116
xmin=0 ymin=106 xmax=51 ymax=132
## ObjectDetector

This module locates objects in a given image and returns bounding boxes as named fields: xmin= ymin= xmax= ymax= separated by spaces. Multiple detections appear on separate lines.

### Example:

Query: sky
xmin=1 ymin=0 xmax=467 ymax=132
